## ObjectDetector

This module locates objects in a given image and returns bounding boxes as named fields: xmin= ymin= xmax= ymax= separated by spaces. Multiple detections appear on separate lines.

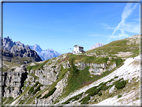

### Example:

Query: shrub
xmin=37 ymin=94 xmax=41 ymax=98
xmin=62 ymin=93 xmax=83 ymax=104
xmin=118 ymin=95 xmax=122 ymax=98
xmin=113 ymin=78 xmax=126 ymax=90
xmin=28 ymin=87 xmax=34 ymax=94
xmin=115 ymin=79 xmax=126 ymax=90
xmin=62 ymin=100 xmax=70 ymax=104
xmin=114 ymin=76 xmax=118 ymax=78
xmin=115 ymin=58 xmax=123 ymax=67
xmin=98 ymin=92 xmax=102 ymax=96
xmin=33 ymin=85 xmax=41 ymax=95
xmin=51 ymin=66 xmax=56 ymax=68
xmin=88 ymin=88 xmax=100 ymax=96
xmin=94 ymin=99 xmax=97 ymax=102
xmin=34 ymin=82 xmax=39 ymax=87
xmin=85 ymin=86 xmax=97 ymax=94
xmin=98 ymin=82 xmax=109 ymax=91
xmin=108 ymin=79 xmax=114 ymax=82
xmin=80 ymin=95 xmax=90 ymax=104
xmin=70 ymin=93 xmax=83 ymax=101
xmin=43 ymin=88 xmax=56 ymax=98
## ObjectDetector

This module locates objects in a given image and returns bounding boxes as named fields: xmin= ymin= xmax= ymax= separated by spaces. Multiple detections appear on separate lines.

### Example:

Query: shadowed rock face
xmin=10 ymin=45 xmax=42 ymax=62
xmin=2 ymin=36 xmax=42 ymax=64
xmin=2 ymin=65 xmax=28 ymax=99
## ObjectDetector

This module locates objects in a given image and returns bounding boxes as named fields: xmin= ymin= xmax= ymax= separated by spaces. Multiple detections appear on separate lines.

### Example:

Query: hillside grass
xmin=86 ymin=39 xmax=139 ymax=57
xmin=3 ymin=61 xmax=20 ymax=72
xmin=11 ymin=57 xmax=34 ymax=64
xmin=27 ymin=60 xmax=49 ymax=71
xmin=68 ymin=54 xmax=109 ymax=64
xmin=59 ymin=55 xmax=124 ymax=100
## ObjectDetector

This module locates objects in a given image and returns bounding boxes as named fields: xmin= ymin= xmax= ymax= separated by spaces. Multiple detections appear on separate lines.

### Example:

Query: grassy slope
xmin=86 ymin=39 xmax=139 ymax=57
xmin=57 ymin=54 xmax=124 ymax=101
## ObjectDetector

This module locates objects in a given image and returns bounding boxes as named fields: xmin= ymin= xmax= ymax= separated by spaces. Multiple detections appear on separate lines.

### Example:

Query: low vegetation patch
xmin=114 ymin=76 xmax=118 ymax=78
xmin=113 ymin=78 xmax=127 ymax=90
xmin=33 ymin=85 xmax=41 ymax=95
xmin=34 ymin=82 xmax=40 ymax=87
xmin=62 ymin=93 xmax=83 ymax=104
xmin=80 ymin=95 xmax=90 ymax=104
xmin=42 ymin=87 xmax=56 ymax=98
xmin=86 ymin=39 xmax=139 ymax=57
xmin=27 ymin=60 xmax=49 ymax=71
xmin=118 ymin=95 xmax=122 ymax=98
xmin=64 ymin=65 xmax=91 ymax=96
xmin=3 ymin=96 xmax=14 ymax=104
xmin=30 ymin=73 xmax=39 ymax=80
xmin=37 ymin=94 xmax=41 ymax=98
xmin=57 ymin=65 xmax=69 ymax=79
xmin=28 ymin=86 xmax=34 ymax=94
xmin=98 ymin=92 xmax=102 ymax=96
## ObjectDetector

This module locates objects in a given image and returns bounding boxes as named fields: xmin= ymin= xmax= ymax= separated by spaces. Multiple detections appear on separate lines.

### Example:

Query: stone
xmin=109 ymin=85 xmax=115 ymax=94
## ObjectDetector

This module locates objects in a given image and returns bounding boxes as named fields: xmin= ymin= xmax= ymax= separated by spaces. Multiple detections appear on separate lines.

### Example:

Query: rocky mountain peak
xmin=89 ymin=43 xmax=104 ymax=50
xmin=3 ymin=36 xmax=15 ymax=51
xmin=14 ymin=41 xmax=24 ymax=47
xmin=30 ymin=45 xmax=61 ymax=61
xmin=30 ymin=44 xmax=43 ymax=53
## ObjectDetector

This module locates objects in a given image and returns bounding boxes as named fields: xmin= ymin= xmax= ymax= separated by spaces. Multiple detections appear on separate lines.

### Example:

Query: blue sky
xmin=3 ymin=3 xmax=140 ymax=54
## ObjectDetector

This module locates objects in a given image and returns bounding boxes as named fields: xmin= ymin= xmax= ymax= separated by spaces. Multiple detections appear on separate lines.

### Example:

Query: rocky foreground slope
xmin=1 ymin=35 xmax=141 ymax=106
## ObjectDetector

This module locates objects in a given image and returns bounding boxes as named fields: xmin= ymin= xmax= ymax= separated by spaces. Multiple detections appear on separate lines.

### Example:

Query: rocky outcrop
xmin=126 ymin=35 xmax=140 ymax=45
xmin=74 ymin=61 xmax=116 ymax=75
xmin=3 ymin=36 xmax=15 ymax=51
xmin=115 ymin=52 xmax=133 ymax=57
xmin=89 ymin=63 xmax=107 ymax=75
xmin=63 ymin=61 xmax=71 ymax=69
xmin=2 ymin=49 xmax=13 ymax=62
xmin=2 ymin=64 xmax=28 ymax=99
xmin=75 ymin=62 xmax=89 ymax=70
xmin=35 ymin=71 xmax=70 ymax=105
xmin=36 ymin=71 xmax=70 ymax=105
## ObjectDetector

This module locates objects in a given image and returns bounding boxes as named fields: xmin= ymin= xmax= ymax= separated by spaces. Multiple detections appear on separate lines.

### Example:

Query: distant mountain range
xmin=2 ymin=36 xmax=42 ymax=64
xmin=29 ymin=44 xmax=61 ymax=61
xmin=89 ymin=43 xmax=104 ymax=50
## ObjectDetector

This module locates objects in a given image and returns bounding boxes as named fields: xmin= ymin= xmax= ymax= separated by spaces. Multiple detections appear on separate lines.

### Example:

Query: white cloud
xmin=107 ymin=3 xmax=139 ymax=43
xmin=101 ymin=23 xmax=115 ymax=30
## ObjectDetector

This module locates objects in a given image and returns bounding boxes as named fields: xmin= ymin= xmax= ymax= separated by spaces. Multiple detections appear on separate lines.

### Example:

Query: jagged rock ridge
xmin=2 ymin=36 xmax=42 ymax=64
